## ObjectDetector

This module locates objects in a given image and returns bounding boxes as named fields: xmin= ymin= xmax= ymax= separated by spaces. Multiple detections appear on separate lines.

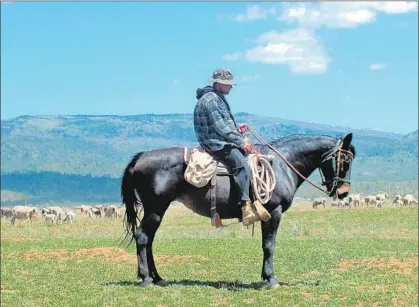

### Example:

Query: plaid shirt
xmin=194 ymin=87 xmax=245 ymax=152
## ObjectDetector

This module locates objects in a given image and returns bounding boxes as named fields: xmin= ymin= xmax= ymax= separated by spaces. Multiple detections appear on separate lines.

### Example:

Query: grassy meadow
xmin=1 ymin=204 xmax=418 ymax=307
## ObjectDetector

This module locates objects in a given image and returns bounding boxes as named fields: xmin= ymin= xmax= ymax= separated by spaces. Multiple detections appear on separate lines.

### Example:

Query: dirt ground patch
xmin=18 ymin=249 xmax=71 ymax=261
xmin=391 ymin=296 xmax=416 ymax=307
xmin=302 ymin=270 xmax=321 ymax=278
xmin=73 ymin=248 xmax=137 ymax=264
xmin=377 ymin=234 xmax=418 ymax=240
xmin=337 ymin=257 xmax=418 ymax=276
xmin=0 ymin=237 xmax=40 ymax=242
xmin=375 ymin=228 xmax=418 ymax=240
xmin=1 ymin=284 xmax=18 ymax=293
xmin=213 ymin=294 xmax=232 ymax=307
xmin=9 ymin=247 xmax=208 ymax=266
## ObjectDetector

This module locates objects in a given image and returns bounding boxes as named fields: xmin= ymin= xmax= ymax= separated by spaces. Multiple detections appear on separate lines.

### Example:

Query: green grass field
xmin=1 ymin=205 xmax=418 ymax=307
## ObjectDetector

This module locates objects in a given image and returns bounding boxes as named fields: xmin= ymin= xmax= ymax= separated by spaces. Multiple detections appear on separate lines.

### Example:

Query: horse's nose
xmin=337 ymin=182 xmax=350 ymax=195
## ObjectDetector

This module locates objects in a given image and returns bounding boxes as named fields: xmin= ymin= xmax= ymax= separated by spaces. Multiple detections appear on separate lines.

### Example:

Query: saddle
xmin=183 ymin=147 xmax=275 ymax=227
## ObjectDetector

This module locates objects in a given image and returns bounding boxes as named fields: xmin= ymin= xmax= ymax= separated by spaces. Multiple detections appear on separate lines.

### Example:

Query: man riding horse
xmin=122 ymin=88 xmax=356 ymax=287
xmin=193 ymin=68 xmax=269 ymax=226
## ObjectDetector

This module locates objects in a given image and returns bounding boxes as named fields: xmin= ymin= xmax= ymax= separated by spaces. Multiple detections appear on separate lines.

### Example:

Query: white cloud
xmin=369 ymin=63 xmax=387 ymax=71
xmin=288 ymin=7 xmax=306 ymax=18
xmin=279 ymin=2 xmax=417 ymax=29
xmin=222 ymin=52 xmax=243 ymax=61
xmin=221 ymin=5 xmax=277 ymax=22
xmin=243 ymin=28 xmax=330 ymax=74
xmin=240 ymin=75 xmax=261 ymax=82
xmin=220 ymin=2 xmax=416 ymax=75
xmin=370 ymin=1 xmax=418 ymax=14
xmin=234 ymin=5 xmax=266 ymax=22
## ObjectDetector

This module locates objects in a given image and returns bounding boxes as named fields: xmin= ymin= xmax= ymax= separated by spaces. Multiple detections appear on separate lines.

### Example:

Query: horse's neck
xmin=273 ymin=136 xmax=336 ymax=187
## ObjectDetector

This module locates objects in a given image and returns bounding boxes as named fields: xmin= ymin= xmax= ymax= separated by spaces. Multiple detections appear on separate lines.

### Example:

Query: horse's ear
xmin=341 ymin=133 xmax=353 ymax=148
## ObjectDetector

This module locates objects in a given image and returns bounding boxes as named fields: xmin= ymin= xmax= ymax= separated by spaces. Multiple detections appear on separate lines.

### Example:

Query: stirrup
xmin=252 ymin=200 xmax=271 ymax=222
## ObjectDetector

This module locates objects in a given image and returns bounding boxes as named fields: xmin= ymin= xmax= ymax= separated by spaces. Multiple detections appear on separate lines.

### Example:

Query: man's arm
xmin=207 ymin=100 xmax=245 ymax=148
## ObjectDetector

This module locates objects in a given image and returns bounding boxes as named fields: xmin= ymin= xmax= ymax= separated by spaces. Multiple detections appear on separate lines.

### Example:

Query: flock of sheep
xmin=1 ymin=193 xmax=417 ymax=225
xmin=74 ymin=204 xmax=126 ymax=219
xmin=312 ymin=193 xmax=418 ymax=209
xmin=1 ymin=204 xmax=126 ymax=226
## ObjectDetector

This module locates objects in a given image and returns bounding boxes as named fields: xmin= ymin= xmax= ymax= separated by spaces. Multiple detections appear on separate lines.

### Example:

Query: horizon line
xmin=1 ymin=112 xmax=415 ymax=136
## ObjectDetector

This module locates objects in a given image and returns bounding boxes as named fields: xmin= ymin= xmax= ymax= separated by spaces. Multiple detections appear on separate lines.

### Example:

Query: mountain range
xmin=1 ymin=113 xmax=417 ymax=205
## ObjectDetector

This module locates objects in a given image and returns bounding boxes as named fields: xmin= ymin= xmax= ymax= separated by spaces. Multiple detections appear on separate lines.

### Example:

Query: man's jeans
xmin=211 ymin=145 xmax=251 ymax=205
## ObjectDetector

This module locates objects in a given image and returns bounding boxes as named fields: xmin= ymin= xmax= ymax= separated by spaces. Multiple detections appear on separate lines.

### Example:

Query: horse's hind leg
xmin=146 ymin=212 xmax=167 ymax=284
xmin=134 ymin=208 xmax=167 ymax=287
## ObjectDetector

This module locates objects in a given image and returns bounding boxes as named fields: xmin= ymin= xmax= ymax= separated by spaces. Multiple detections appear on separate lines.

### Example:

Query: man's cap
xmin=209 ymin=69 xmax=237 ymax=86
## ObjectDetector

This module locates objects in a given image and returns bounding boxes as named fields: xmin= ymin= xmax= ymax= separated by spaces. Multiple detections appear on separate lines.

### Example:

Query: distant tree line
xmin=1 ymin=171 xmax=417 ymax=206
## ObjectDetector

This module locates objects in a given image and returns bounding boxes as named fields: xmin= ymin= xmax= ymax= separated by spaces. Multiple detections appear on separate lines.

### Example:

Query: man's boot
xmin=241 ymin=200 xmax=256 ymax=226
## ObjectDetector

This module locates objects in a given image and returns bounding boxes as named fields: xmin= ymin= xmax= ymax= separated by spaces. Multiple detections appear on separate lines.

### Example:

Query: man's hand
xmin=238 ymin=123 xmax=249 ymax=134
xmin=242 ymin=139 xmax=253 ymax=154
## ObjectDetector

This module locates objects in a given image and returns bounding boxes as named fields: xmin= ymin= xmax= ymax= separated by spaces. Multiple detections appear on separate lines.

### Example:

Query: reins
xmin=247 ymin=127 xmax=351 ymax=197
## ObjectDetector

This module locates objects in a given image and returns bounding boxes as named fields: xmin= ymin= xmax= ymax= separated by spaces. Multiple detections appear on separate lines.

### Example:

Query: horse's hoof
xmin=154 ymin=280 xmax=168 ymax=287
xmin=267 ymin=282 xmax=279 ymax=289
xmin=263 ymin=280 xmax=279 ymax=289
xmin=138 ymin=280 xmax=154 ymax=287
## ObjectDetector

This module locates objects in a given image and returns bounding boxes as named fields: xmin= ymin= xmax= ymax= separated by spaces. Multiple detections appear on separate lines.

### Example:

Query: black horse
xmin=121 ymin=133 xmax=356 ymax=289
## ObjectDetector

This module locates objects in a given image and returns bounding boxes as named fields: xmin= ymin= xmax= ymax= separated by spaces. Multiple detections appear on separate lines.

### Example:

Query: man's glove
xmin=242 ymin=139 xmax=253 ymax=154
xmin=238 ymin=123 xmax=249 ymax=134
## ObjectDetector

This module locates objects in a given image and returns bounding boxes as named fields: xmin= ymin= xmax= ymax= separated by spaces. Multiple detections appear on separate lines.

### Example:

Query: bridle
xmin=318 ymin=139 xmax=354 ymax=197
xmin=248 ymin=128 xmax=354 ymax=198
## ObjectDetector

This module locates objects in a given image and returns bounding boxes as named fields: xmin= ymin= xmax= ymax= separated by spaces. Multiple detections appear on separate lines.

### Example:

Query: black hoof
xmin=138 ymin=279 xmax=154 ymax=287
xmin=263 ymin=279 xmax=279 ymax=289
xmin=266 ymin=282 xmax=279 ymax=289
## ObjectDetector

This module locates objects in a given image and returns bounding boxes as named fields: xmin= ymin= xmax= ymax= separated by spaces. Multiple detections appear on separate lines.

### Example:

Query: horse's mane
xmin=267 ymin=133 xmax=337 ymax=145
xmin=263 ymin=133 xmax=356 ymax=157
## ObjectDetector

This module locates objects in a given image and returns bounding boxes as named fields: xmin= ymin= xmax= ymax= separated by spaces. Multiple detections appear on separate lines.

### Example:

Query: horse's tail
xmin=121 ymin=152 xmax=145 ymax=241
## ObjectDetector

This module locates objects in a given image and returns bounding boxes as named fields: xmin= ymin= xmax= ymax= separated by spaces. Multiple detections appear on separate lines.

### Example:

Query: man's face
xmin=216 ymin=83 xmax=233 ymax=95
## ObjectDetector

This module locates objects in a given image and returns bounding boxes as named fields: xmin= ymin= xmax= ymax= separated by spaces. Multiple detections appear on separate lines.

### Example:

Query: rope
xmin=247 ymin=127 xmax=332 ymax=196
xmin=248 ymin=154 xmax=276 ymax=205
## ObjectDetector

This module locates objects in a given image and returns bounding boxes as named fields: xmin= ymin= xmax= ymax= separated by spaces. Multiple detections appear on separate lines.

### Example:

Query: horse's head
xmin=319 ymin=133 xmax=355 ymax=200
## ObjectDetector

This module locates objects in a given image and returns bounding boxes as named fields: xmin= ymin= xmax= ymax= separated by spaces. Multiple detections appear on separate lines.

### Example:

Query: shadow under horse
xmin=121 ymin=133 xmax=356 ymax=289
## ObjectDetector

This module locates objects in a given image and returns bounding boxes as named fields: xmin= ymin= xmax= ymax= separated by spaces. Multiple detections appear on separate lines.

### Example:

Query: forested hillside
xmin=1 ymin=114 xmax=417 ymax=205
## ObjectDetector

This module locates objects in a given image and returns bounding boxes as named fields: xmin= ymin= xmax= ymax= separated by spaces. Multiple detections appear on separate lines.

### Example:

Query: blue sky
xmin=1 ymin=2 xmax=418 ymax=134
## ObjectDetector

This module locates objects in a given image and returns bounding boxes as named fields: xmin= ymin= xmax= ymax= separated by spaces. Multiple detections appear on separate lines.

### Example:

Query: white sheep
xmin=43 ymin=213 xmax=57 ymax=225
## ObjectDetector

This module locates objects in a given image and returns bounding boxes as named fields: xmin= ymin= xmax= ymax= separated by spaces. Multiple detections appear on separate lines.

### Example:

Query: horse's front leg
xmin=260 ymin=205 xmax=282 ymax=289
